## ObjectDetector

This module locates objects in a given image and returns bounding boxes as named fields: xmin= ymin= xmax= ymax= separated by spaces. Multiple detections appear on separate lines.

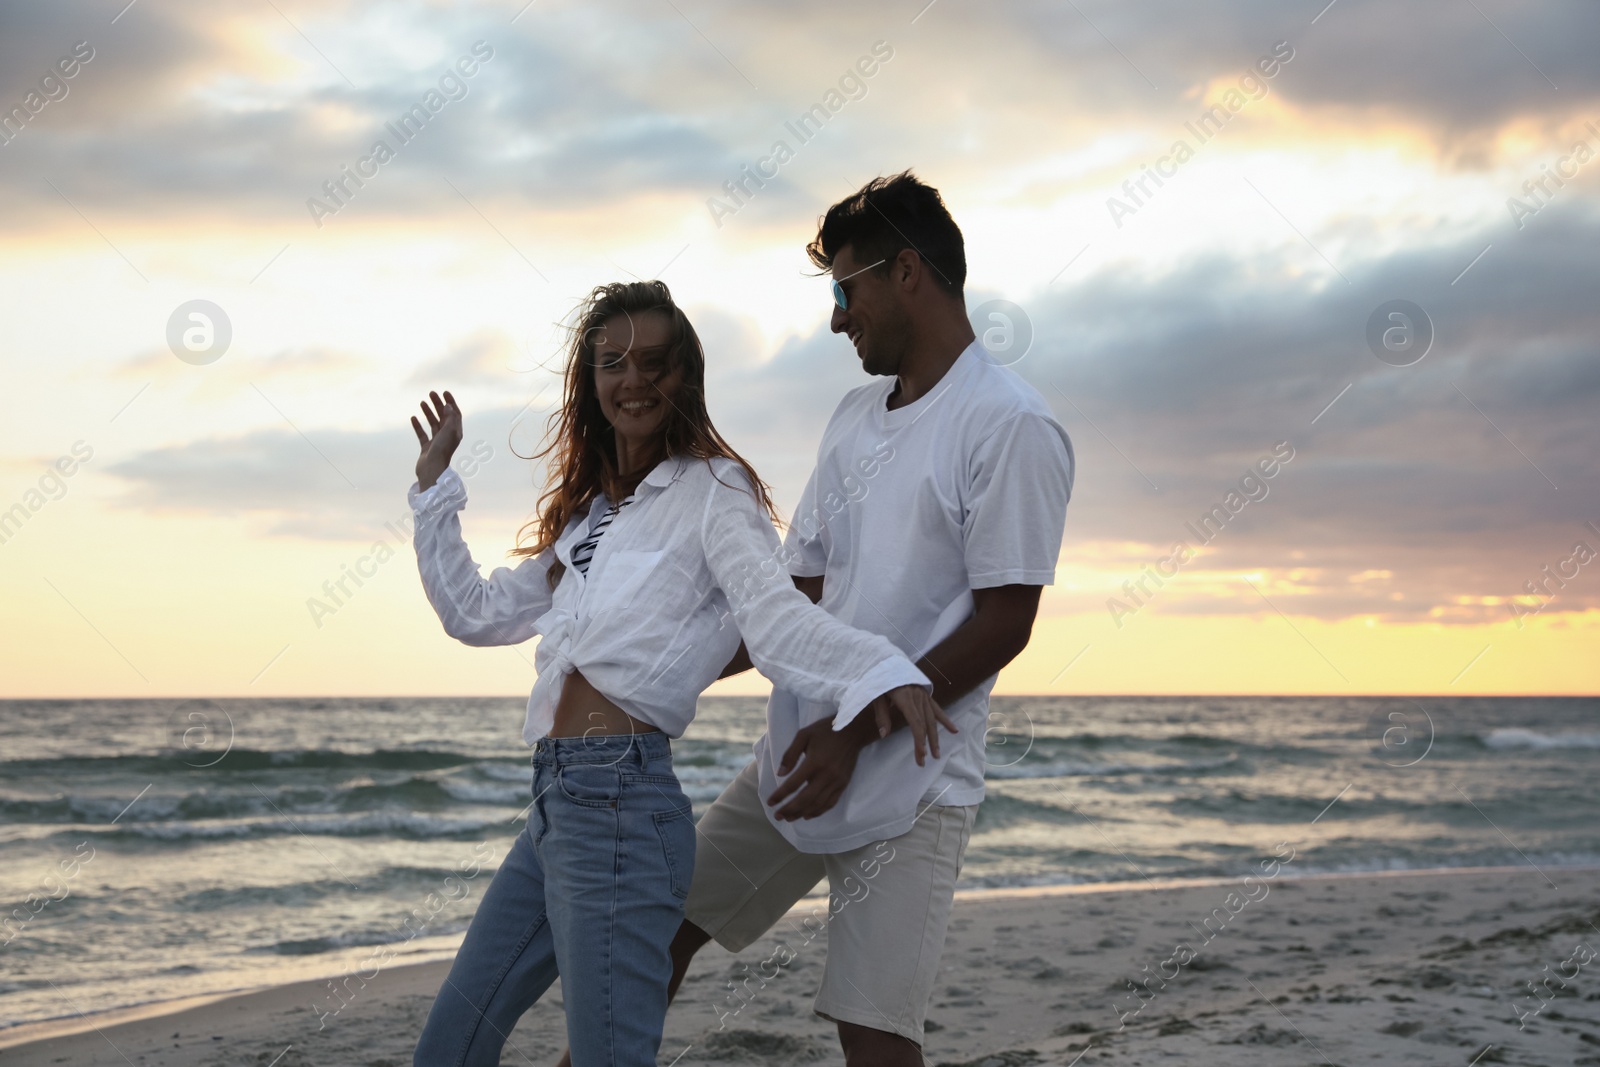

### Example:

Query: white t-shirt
xmin=753 ymin=340 xmax=1075 ymax=853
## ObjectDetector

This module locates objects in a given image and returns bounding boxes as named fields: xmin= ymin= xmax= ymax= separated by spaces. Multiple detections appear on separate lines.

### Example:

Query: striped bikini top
xmin=570 ymin=494 xmax=634 ymax=576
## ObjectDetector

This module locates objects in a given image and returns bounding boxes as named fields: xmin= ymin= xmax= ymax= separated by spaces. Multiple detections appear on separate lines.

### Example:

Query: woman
xmin=406 ymin=280 xmax=955 ymax=1067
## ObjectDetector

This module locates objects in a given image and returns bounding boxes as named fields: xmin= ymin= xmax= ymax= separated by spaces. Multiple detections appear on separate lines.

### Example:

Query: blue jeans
xmin=413 ymin=732 xmax=695 ymax=1066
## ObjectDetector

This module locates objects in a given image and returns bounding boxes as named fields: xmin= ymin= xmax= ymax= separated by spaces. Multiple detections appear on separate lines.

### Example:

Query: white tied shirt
xmin=755 ymin=341 xmax=1075 ymax=853
xmin=408 ymin=455 xmax=931 ymax=743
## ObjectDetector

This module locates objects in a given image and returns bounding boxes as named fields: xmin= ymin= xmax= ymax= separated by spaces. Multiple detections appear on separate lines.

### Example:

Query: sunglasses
xmin=830 ymin=259 xmax=886 ymax=311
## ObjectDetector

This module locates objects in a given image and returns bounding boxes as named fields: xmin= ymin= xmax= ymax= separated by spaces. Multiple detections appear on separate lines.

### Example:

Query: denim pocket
xmin=653 ymin=804 xmax=695 ymax=900
xmin=557 ymin=764 xmax=621 ymax=809
xmin=628 ymin=772 xmax=683 ymax=790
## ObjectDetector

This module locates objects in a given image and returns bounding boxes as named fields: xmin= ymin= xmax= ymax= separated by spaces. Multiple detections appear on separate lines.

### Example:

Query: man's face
xmin=829 ymin=244 xmax=910 ymax=377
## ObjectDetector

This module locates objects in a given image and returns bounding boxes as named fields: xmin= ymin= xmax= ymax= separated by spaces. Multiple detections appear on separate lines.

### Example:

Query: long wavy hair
xmin=511 ymin=281 xmax=779 ymax=584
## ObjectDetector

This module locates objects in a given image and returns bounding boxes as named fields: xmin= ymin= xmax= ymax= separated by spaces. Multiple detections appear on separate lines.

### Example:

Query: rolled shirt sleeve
xmin=700 ymin=462 xmax=930 ymax=730
xmin=409 ymin=466 xmax=555 ymax=646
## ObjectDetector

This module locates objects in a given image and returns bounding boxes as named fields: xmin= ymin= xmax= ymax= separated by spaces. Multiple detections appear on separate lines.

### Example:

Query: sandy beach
xmin=4 ymin=865 xmax=1597 ymax=1066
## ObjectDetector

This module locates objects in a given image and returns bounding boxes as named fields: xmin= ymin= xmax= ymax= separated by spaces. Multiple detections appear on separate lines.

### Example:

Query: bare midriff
xmin=549 ymin=669 xmax=661 ymax=737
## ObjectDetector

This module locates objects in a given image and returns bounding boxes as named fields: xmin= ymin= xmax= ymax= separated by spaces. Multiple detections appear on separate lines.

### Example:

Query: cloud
xmin=103 ymin=403 xmax=551 ymax=541
xmin=7 ymin=0 xmax=1597 ymax=241
xmin=108 ymin=345 xmax=371 ymax=383
xmin=0 ymin=0 xmax=754 ymax=231
xmin=47 ymin=0 xmax=1595 ymax=632
xmin=988 ymin=0 xmax=1600 ymax=145
xmin=998 ymin=203 xmax=1600 ymax=621
xmin=98 ymin=191 xmax=1600 ymax=624
xmin=406 ymin=330 xmax=520 ymax=388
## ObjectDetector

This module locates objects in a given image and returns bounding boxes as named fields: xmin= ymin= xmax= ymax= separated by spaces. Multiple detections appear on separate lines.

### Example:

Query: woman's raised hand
xmin=878 ymin=685 xmax=959 ymax=766
xmin=411 ymin=390 xmax=462 ymax=491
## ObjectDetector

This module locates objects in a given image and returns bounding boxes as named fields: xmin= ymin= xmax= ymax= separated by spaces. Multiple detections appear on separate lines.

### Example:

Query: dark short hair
xmin=806 ymin=170 xmax=966 ymax=297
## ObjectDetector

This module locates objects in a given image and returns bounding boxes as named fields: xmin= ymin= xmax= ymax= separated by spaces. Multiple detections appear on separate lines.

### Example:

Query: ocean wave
xmin=675 ymin=756 xmax=755 ymax=784
xmin=176 ymin=865 xmax=496 ymax=913
xmin=0 ymin=748 xmax=494 ymax=775
xmin=986 ymin=754 xmax=1240 ymax=780
xmin=436 ymin=778 xmax=530 ymax=805
xmin=985 ymin=731 xmax=1244 ymax=750
xmin=1481 ymin=728 xmax=1600 ymax=750
xmin=89 ymin=809 xmax=515 ymax=843
xmin=256 ymin=918 xmax=476 ymax=957
xmin=1272 ymin=850 xmax=1600 ymax=882
xmin=953 ymin=853 xmax=1600 ymax=890
xmin=476 ymin=761 xmax=535 ymax=782
xmin=3 ymin=770 xmax=541 ymax=826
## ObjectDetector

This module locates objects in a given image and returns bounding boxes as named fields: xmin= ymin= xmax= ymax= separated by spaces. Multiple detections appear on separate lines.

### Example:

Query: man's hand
xmin=765 ymin=687 xmax=956 ymax=821
xmin=761 ymin=584 xmax=1040 ymax=826
xmin=765 ymin=717 xmax=869 ymax=821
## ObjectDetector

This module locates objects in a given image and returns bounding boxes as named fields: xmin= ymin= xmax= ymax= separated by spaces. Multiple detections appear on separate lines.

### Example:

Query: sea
xmin=1 ymin=694 xmax=1596 ymax=1033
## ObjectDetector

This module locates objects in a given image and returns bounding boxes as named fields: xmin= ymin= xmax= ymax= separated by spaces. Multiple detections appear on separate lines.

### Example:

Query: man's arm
xmin=912 ymin=584 xmax=1039 ymax=708
xmin=767 ymin=583 xmax=1042 ymax=820
xmin=793 ymin=574 xmax=824 ymax=603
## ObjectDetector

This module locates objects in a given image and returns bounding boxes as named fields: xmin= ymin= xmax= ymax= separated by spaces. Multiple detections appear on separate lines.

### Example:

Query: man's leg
xmin=812 ymin=803 xmax=976 ymax=1067
xmin=667 ymin=919 xmax=713 ymax=1001
xmin=838 ymin=1021 xmax=924 ymax=1067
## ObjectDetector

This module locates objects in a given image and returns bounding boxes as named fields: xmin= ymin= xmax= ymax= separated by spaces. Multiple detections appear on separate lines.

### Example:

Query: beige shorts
xmin=682 ymin=759 xmax=975 ymax=1044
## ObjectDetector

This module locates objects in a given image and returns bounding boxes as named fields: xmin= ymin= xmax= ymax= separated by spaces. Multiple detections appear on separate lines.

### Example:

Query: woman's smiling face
xmin=590 ymin=310 xmax=682 ymax=450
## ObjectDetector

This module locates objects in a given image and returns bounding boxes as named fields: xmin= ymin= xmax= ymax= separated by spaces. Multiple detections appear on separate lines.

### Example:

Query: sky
xmin=1 ymin=0 xmax=1596 ymax=699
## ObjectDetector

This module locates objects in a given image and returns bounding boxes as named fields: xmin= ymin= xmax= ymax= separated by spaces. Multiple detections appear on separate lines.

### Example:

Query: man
xmin=562 ymin=170 xmax=1073 ymax=1066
